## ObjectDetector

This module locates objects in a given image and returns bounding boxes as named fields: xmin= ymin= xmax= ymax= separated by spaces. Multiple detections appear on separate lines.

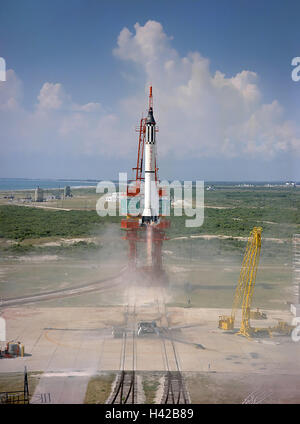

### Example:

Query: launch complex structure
xmin=121 ymin=87 xmax=170 ymax=280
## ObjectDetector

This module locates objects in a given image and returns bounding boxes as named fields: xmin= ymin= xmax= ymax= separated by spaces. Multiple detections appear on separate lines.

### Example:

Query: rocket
xmin=142 ymin=87 xmax=159 ymax=225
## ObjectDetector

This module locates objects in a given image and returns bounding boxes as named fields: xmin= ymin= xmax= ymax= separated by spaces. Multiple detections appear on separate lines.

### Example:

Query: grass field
xmin=0 ymin=185 xmax=299 ymax=245
xmin=0 ymin=371 xmax=42 ymax=401
xmin=164 ymin=236 xmax=292 ymax=310
xmin=0 ymin=259 xmax=125 ymax=299
xmin=0 ymin=185 xmax=297 ymax=310
xmin=142 ymin=375 xmax=160 ymax=403
xmin=84 ymin=373 xmax=115 ymax=404
xmin=186 ymin=372 xmax=300 ymax=403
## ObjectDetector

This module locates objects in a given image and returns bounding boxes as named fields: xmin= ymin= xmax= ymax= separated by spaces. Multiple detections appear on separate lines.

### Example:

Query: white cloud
xmin=0 ymin=69 xmax=23 ymax=111
xmin=37 ymin=82 xmax=101 ymax=113
xmin=114 ymin=21 xmax=175 ymax=67
xmin=37 ymin=82 xmax=68 ymax=110
xmin=72 ymin=102 xmax=101 ymax=113
xmin=115 ymin=20 xmax=300 ymax=159
xmin=0 ymin=19 xmax=299 ymax=167
xmin=0 ymin=74 xmax=120 ymax=157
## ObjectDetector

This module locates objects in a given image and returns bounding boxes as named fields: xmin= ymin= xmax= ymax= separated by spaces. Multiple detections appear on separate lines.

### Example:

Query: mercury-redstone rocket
xmin=142 ymin=86 xmax=159 ymax=225
xmin=121 ymin=86 xmax=170 ymax=278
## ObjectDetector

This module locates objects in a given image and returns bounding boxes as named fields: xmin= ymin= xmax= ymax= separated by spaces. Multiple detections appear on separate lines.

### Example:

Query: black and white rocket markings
xmin=142 ymin=89 xmax=159 ymax=224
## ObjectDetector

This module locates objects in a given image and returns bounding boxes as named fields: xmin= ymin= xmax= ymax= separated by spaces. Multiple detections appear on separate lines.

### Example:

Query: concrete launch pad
xmin=1 ymin=305 xmax=300 ymax=375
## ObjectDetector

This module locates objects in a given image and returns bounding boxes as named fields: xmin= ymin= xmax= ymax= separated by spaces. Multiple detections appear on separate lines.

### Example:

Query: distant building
xmin=34 ymin=186 xmax=43 ymax=202
xmin=18 ymin=196 xmax=32 ymax=203
xmin=45 ymin=194 xmax=56 ymax=201
xmin=64 ymin=185 xmax=72 ymax=198
xmin=285 ymin=181 xmax=296 ymax=188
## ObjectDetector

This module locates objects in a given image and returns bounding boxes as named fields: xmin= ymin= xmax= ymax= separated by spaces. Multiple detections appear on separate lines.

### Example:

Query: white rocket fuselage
xmin=142 ymin=106 xmax=158 ymax=224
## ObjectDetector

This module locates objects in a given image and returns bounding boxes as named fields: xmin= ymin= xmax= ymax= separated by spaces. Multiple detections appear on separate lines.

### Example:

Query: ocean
xmin=0 ymin=178 xmax=294 ymax=192
xmin=0 ymin=178 xmax=99 ymax=191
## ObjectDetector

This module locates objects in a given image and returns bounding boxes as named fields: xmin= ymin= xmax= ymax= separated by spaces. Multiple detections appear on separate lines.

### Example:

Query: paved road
xmin=32 ymin=372 xmax=93 ymax=404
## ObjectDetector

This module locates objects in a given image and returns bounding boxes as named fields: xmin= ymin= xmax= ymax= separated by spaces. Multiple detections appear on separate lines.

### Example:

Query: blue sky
xmin=0 ymin=0 xmax=299 ymax=180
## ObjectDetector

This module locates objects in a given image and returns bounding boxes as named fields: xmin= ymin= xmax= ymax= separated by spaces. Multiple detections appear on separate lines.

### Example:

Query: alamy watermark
xmin=0 ymin=317 xmax=6 ymax=342
xmin=291 ymin=57 xmax=300 ymax=82
xmin=95 ymin=173 xmax=204 ymax=228
xmin=291 ymin=317 xmax=300 ymax=342
xmin=291 ymin=234 xmax=300 ymax=342
xmin=0 ymin=57 xmax=6 ymax=82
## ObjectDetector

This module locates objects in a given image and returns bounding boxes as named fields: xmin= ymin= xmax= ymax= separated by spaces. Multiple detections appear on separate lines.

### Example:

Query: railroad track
xmin=156 ymin=298 xmax=190 ymax=404
xmin=163 ymin=371 xmax=188 ymax=404
xmin=108 ymin=287 xmax=189 ymax=404
xmin=108 ymin=303 xmax=137 ymax=404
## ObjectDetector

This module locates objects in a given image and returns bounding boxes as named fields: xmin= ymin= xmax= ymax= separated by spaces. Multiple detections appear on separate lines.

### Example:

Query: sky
xmin=0 ymin=0 xmax=299 ymax=181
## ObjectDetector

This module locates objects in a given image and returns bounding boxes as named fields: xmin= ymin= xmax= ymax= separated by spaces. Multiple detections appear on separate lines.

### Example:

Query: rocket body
xmin=142 ymin=103 xmax=159 ymax=225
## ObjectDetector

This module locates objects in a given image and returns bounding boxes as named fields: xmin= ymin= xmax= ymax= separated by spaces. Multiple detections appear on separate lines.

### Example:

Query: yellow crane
xmin=218 ymin=227 xmax=266 ymax=338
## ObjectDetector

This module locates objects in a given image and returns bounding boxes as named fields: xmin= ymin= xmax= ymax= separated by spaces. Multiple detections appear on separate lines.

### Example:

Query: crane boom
xmin=218 ymin=227 xmax=263 ymax=338
xmin=237 ymin=227 xmax=262 ymax=338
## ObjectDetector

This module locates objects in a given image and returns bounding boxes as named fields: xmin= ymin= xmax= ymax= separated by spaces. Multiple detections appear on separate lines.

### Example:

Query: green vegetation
xmin=0 ymin=186 xmax=295 ymax=310
xmin=1 ymin=240 xmax=100 ymax=256
xmin=165 ymin=235 xmax=292 ymax=311
xmin=203 ymin=185 xmax=300 ymax=209
xmin=0 ymin=205 xmax=120 ymax=240
xmin=186 ymin=372 xmax=300 ymax=403
xmin=0 ymin=186 xmax=298 ymax=247
xmin=170 ymin=187 xmax=300 ymax=238
xmin=84 ymin=373 xmax=115 ymax=404
xmin=175 ymin=185 xmax=299 ymax=237
xmin=0 ymin=372 xmax=42 ymax=401
xmin=142 ymin=376 xmax=160 ymax=403
xmin=170 ymin=207 xmax=299 ymax=239
xmin=186 ymin=373 xmax=251 ymax=403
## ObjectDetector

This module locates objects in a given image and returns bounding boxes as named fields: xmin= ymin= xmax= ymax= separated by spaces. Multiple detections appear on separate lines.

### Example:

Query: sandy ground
xmin=0 ymin=237 xmax=99 ymax=248
xmin=1 ymin=304 xmax=300 ymax=403
xmin=9 ymin=203 xmax=71 ymax=211
xmin=171 ymin=235 xmax=287 ymax=243
xmin=17 ymin=255 xmax=60 ymax=262
xmin=40 ymin=237 xmax=99 ymax=247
